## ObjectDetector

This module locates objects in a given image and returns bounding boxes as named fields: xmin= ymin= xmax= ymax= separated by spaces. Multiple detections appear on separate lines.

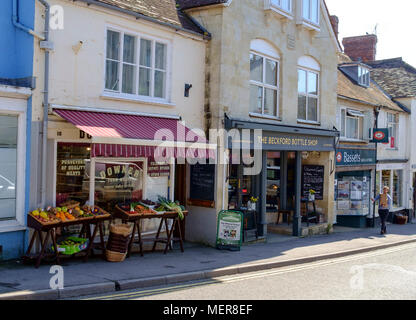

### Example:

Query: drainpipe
xmin=12 ymin=0 xmax=45 ymax=40
xmin=37 ymin=0 xmax=50 ymax=209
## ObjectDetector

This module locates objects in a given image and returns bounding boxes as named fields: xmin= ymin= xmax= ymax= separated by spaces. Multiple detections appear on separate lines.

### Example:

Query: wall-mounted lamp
xmin=184 ymin=83 xmax=192 ymax=97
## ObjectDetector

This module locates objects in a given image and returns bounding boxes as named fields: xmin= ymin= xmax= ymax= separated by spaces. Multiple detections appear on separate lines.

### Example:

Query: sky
xmin=325 ymin=0 xmax=416 ymax=67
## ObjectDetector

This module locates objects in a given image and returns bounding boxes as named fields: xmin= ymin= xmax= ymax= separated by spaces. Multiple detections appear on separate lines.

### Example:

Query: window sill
xmin=340 ymin=138 xmax=368 ymax=143
xmin=101 ymin=92 xmax=175 ymax=108
xmin=297 ymin=119 xmax=321 ymax=126
xmin=297 ymin=19 xmax=320 ymax=32
xmin=249 ymin=113 xmax=282 ymax=121
xmin=0 ymin=221 xmax=27 ymax=234
xmin=267 ymin=5 xmax=294 ymax=20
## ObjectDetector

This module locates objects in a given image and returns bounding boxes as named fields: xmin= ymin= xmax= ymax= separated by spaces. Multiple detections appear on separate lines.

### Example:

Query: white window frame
xmin=300 ymin=0 xmax=320 ymax=28
xmin=0 ymin=100 xmax=27 ymax=232
xmin=339 ymin=108 xmax=365 ymax=141
xmin=297 ymin=67 xmax=320 ymax=124
xmin=266 ymin=0 xmax=293 ymax=19
xmin=358 ymin=66 xmax=370 ymax=87
xmin=249 ymin=51 xmax=280 ymax=119
xmin=386 ymin=112 xmax=399 ymax=149
xmin=377 ymin=168 xmax=404 ymax=210
xmin=103 ymin=26 xmax=171 ymax=104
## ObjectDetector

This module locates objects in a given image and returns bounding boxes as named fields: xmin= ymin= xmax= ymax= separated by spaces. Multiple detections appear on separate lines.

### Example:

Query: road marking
xmin=83 ymin=242 xmax=416 ymax=300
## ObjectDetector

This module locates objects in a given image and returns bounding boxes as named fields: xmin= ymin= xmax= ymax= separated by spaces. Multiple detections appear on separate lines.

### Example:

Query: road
xmin=77 ymin=242 xmax=416 ymax=300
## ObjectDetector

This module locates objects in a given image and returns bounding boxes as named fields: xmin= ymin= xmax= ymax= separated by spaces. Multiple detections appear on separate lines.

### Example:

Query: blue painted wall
xmin=0 ymin=0 xmax=34 ymax=260
xmin=0 ymin=0 xmax=35 ymax=79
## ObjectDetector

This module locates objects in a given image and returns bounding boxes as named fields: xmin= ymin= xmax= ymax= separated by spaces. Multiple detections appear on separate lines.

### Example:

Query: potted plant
xmin=248 ymin=196 xmax=259 ymax=211
xmin=308 ymin=189 xmax=316 ymax=202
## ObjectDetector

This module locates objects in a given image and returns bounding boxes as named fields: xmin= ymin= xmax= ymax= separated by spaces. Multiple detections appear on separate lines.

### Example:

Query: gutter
xmin=12 ymin=0 xmax=45 ymax=40
xmin=74 ymin=0 xmax=209 ymax=40
xmin=38 ymin=0 xmax=50 ymax=209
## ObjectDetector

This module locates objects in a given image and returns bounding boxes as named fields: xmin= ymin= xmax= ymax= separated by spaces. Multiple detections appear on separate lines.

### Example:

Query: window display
xmin=336 ymin=171 xmax=371 ymax=216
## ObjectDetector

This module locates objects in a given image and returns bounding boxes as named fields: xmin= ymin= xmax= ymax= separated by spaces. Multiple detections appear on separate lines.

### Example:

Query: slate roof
xmin=90 ymin=0 xmax=207 ymax=36
xmin=177 ymin=0 xmax=229 ymax=10
xmin=337 ymin=53 xmax=403 ymax=112
xmin=366 ymin=58 xmax=416 ymax=99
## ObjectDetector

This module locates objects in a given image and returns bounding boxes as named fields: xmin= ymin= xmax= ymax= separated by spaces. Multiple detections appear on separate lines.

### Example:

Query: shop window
xmin=336 ymin=172 xmax=371 ymax=216
xmin=266 ymin=152 xmax=281 ymax=209
xmin=94 ymin=160 xmax=144 ymax=211
xmin=105 ymin=29 xmax=168 ymax=100
xmin=0 ymin=115 xmax=18 ymax=220
xmin=56 ymin=143 xmax=91 ymax=206
xmin=393 ymin=170 xmax=402 ymax=208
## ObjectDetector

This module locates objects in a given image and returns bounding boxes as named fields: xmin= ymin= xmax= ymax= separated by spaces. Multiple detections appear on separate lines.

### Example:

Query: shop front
xmin=225 ymin=117 xmax=338 ymax=238
xmin=335 ymin=147 xmax=376 ymax=228
xmin=46 ymin=107 xmax=215 ymax=241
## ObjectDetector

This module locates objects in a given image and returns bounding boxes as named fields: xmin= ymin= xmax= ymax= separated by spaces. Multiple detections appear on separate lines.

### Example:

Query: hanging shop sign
xmin=370 ymin=128 xmax=389 ymax=143
xmin=335 ymin=148 xmax=376 ymax=166
xmin=256 ymin=132 xmax=335 ymax=151
xmin=147 ymin=160 xmax=170 ymax=177
xmin=216 ymin=210 xmax=243 ymax=251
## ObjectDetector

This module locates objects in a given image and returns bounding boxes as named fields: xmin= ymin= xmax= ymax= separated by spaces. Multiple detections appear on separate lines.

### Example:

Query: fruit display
xmin=53 ymin=237 xmax=89 ymax=255
xmin=82 ymin=205 xmax=109 ymax=217
xmin=30 ymin=209 xmax=60 ymax=224
xmin=134 ymin=204 xmax=156 ymax=214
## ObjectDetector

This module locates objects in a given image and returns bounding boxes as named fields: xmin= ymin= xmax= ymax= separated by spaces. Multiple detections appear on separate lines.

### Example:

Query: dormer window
xmin=358 ymin=66 xmax=370 ymax=87
xmin=266 ymin=0 xmax=293 ymax=19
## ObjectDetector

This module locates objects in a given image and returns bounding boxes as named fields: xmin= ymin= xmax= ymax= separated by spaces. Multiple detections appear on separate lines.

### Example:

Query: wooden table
xmin=24 ymin=207 xmax=112 ymax=268
xmin=114 ymin=205 xmax=188 ymax=257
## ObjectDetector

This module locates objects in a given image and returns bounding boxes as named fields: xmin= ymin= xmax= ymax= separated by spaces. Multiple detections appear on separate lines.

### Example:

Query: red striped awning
xmin=53 ymin=108 xmax=216 ymax=160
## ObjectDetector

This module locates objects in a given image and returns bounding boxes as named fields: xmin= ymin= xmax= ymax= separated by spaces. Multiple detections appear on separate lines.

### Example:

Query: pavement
xmin=1 ymin=222 xmax=416 ymax=300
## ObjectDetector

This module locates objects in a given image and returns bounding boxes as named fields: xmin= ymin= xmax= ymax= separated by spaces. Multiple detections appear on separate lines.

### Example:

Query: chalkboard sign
xmin=189 ymin=164 xmax=215 ymax=202
xmin=302 ymin=165 xmax=324 ymax=200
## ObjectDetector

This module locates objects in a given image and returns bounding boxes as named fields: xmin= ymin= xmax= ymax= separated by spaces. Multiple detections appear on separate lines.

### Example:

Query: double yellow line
xmin=83 ymin=242 xmax=416 ymax=300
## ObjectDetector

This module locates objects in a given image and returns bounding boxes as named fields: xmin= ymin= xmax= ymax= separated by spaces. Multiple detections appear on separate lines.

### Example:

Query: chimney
xmin=330 ymin=15 xmax=339 ymax=41
xmin=342 ymin=34 xmax=378 ymax=62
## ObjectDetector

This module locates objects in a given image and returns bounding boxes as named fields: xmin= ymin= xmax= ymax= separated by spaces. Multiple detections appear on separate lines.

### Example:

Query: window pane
xmin=122 ymin=64 xmax=136 ymax=94
xmin=250 ymin=54 xmax=263 ymax=82
xmin=0 ymin=115 xmax=18 ymax=220
xmin=346 ymin=117 xmax=358 ymax=139
xmin=155 ymin=42 xmax=167 ymax=70
xmin=303 ymin=0 xmax=310 ymax=20
xmin=381 ymin=170 xmax=391 ymax=196
xmin=307 ymin=97 xmax=318 ymax=122
xmin=105 ymin=60 xmax=119 ymax=91
xmin=265 ymin=59 xmax=278 ymax=86
xmin=140 ymin=39 xmax=152 ymax=67
xmin=359 ymin=117 xmax=364 ymax=140
xmin=311 ymin=0 xmax=319 ymax=23
xmin=393 ymin=170 xmax=402 ymax=207
xmin=307 ymin=72 xmax=318 ymax=95
xmin=264 ymin=88 xmax=277 ymax=117
xmin=250 ymin=85 xmax=263 ymax=114
xmin=282 ymin=0 xmax=291 ymax=11
xmin=154 ymin=70 xmax=166 ymax=99
xmin=123 ymin=35 xmax=136 ymax=64
xmin=298 ymin=69 xmax=307 ymax=93
xmin=298 ymin=95 xmax=307 ymax=120
xmin=106 ymin=30 xmax=120 ymax=60
xmin=139 ymin=67 xmax=151 ymax=96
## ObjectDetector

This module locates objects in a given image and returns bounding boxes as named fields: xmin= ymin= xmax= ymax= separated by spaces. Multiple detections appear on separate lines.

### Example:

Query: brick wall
xmin=342 ymin=35 xmax=377 ymax=62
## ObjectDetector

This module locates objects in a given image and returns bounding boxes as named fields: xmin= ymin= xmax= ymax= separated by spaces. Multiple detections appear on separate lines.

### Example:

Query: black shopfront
xmin=225 ymin=117 xmax=338 ymax=237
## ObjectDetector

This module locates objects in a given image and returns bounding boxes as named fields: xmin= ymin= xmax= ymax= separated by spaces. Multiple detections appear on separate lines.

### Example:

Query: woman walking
xmin=371 ymin=186 xmax=392 ymax=235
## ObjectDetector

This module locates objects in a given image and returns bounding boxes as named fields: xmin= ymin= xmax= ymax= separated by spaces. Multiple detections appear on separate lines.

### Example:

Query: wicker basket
xmin=105 ymin=224 xmax=133 ymax=262
xmin=109 ymin=224 xmax=133 ymax=237
xmin=106 ymin=249 xmax=127 ymax=262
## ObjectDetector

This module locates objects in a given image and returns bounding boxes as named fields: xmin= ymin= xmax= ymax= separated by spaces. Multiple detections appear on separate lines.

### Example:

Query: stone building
xmin=179 ymin=0 xmax=341 ymax=241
